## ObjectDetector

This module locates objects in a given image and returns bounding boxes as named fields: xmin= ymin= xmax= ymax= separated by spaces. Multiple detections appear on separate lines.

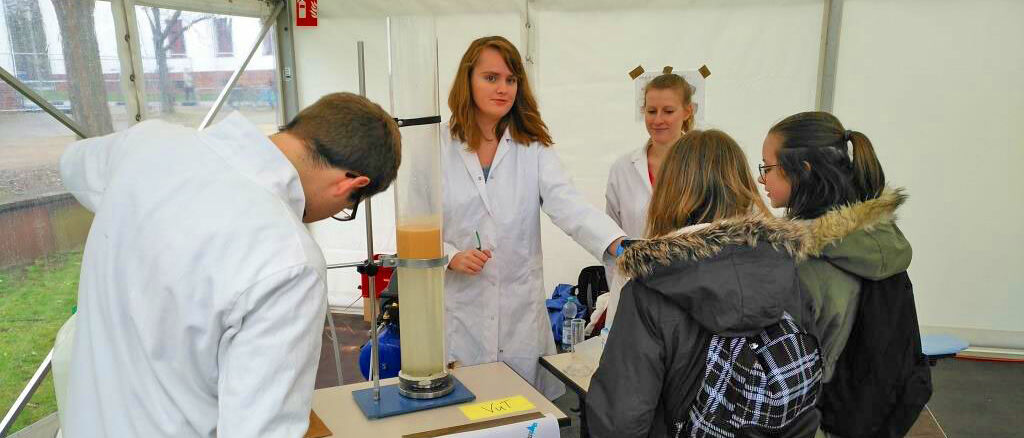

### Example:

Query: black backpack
xmin=573 ymin=265 xmax=609 ymax=318
xmin=675 ymin=313 xmax=822 ymax=438
xmin=819 ymin=272 xmax=932 ymax=437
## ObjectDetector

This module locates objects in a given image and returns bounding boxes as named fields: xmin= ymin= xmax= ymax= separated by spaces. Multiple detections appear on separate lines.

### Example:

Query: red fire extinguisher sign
xmin=296 ymin=0 xmax=317 ymax=27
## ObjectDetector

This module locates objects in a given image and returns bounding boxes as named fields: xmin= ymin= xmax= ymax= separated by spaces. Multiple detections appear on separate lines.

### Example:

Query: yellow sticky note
xmin=458 ymin=395 xmax=536 ymax=421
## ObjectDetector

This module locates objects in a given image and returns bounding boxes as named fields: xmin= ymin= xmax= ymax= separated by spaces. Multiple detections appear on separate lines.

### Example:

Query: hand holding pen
xmin=448 ymin=231 xmax=493 ymax=275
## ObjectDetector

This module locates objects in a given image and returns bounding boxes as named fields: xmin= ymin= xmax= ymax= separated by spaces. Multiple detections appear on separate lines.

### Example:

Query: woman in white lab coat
xmin=602 ymin=73 xmax=696 ymax=327
xmin=441 ymin=36 xmax=625 ymax=399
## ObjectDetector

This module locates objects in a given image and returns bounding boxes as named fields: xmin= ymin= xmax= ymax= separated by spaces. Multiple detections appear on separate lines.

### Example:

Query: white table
xmin=311 ymin=362 xmax=569 ymax=437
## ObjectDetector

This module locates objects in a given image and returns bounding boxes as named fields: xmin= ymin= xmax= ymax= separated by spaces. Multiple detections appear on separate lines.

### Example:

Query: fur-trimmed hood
xmin=618 ymin=214 xmax=809 ymax=279
xmin=617 ymin=214 xmax=811 ymax=336
xmin=804 ymin=187 xmax=912 ymax=280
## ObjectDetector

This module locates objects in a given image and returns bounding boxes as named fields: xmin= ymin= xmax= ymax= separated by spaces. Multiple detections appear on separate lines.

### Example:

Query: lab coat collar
xmin=457 ymin=146 xmax=495 ymax=216
xmin=490 ymin=127 xmax=513 ymax=171
xmin=455 ymin=127 xmax=515 ymax=218
xmin=631 ymin=140 xmax=653 ymax=192
xmin=202 ymin=112 xmax=306 ymax=220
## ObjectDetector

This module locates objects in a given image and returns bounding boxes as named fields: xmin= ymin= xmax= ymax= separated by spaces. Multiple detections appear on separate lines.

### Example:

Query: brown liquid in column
xmin=397 ymin=226 xmax=442 ymax=259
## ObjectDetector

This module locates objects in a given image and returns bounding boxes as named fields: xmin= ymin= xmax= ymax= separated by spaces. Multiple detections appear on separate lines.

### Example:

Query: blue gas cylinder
xmin=359 ymin=324 xmax=402 ymax=380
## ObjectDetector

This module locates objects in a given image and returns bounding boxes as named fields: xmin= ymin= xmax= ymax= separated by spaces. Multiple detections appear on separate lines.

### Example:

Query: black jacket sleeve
xmin=587 ymin=282 xmax=666 ymax=438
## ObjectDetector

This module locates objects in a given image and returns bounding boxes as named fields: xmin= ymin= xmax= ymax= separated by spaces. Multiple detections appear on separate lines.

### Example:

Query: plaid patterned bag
xmin=674 ymin=313 xmax=822 ymax=438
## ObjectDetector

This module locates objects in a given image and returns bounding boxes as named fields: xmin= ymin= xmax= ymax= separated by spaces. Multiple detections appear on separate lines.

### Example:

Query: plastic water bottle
xmin=561 ymin=296 xmax=579 ymax=350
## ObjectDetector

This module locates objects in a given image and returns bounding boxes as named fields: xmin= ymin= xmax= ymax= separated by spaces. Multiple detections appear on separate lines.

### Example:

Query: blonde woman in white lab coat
xmin=442 ymin=36 xmax=626 ymax=399
xmin=603 ymin=74 xmax=696 ymax=327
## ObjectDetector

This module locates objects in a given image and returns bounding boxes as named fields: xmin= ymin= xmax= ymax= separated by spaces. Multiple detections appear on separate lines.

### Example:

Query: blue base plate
xmin=352 ymin=377 xmax=475 ymax=419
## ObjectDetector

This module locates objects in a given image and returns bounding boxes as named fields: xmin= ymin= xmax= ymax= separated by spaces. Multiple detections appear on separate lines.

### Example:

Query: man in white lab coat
xmin=60 ymin=93 xmax=400 ymax=437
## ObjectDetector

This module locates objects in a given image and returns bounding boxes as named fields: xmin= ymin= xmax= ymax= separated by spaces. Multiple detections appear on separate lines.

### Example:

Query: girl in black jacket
xmin=587 ymin=130 xmax=819 ymax=438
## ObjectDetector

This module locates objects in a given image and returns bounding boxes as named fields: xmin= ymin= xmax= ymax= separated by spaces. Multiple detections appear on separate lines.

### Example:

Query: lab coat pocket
xmin=476 ymin=216 xmax=498 ymax=252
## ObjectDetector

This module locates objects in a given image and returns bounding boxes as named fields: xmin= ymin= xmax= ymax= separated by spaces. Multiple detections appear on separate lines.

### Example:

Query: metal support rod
xmin=357 ymin=40 xmax=382 ymax=402
xmin=815 ymin=0 xmax=844 ymax=112
xmin=326 ymin=260 xmax=368 ymax=270
xmin=0 ymin=350 xmax=53 ymax=437
xmin=199 ymin=1 xmax=284 ymax=130
xmin=0 ymin=66 xmax=88 ymax=138
xmin=366 ymin=199 xmax=380 ymax=401
xmin=275 ymin=0 xmax=300 ymax=124
xmin=385 ymin=18 xmax=395 ymax=119
xmin=358 ymin=41 xmax=367 ymax=97
xmin=325 ymin=312 xmax=344 ymax=386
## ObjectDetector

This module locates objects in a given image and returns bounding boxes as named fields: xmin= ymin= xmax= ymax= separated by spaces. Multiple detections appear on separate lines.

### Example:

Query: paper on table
xmin=458 ymin=395 xmax=535 ymax=421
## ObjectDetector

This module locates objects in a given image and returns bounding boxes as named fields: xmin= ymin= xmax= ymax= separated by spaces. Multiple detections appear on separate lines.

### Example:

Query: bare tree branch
xmin=164 ymin=13 xmax=213 ymax=52
xmin=145 ymin=7 xmax=162 ymax=41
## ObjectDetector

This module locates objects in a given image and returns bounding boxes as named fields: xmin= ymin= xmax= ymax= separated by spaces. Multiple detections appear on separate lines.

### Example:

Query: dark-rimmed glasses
xmin=758 ymin=163 xmax=779 ymax=179
xmin=331 ymin=172 xmax=364 ymax=222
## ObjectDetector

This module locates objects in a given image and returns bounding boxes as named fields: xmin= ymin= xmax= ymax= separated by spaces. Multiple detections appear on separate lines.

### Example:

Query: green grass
xmin=32 ymin=88 xmax=126 ymax=104
xmin=0 ymin=251 xmax=80 ymax=434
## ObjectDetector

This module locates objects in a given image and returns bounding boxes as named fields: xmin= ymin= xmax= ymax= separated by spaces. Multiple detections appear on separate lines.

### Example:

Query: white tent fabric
xmin=293 ymin=0 xmax=1023 ymax=350
xmin=832 ymin=0 xmax=1024 ymax=349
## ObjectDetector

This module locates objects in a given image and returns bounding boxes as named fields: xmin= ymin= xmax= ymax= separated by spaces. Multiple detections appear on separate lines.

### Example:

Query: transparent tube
xmin=387 ymin=15 xmax=449 ymax=393
xmin=396 ymin=266 xmax=445 ymax=378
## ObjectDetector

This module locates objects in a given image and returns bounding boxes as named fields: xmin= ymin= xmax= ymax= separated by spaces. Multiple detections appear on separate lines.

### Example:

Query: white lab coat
xmin=603 ymin=142 xmax=653 ymax=327
xmin=61 ymin=113 xmax=327 ymax=437
xmin=440 ymin=124 xmax=624 ymax=399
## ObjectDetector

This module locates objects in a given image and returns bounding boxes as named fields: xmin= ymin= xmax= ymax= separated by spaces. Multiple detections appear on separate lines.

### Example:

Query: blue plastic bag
xmin=546 ymin=283 xmax=587 ymax=344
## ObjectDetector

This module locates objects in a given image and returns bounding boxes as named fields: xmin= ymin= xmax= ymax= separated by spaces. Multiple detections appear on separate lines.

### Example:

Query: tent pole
xmin=0 ymin=66 xmax=88 ymax=138
xmin=0 ymin=351 xmax=53 ymax=437
xmin=816 ymin=0 xmax=844 ymax=112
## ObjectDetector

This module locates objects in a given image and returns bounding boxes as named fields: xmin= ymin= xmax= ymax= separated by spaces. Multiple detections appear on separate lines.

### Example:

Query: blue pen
xmin=475 ymin=231 xmax=482 ymax=251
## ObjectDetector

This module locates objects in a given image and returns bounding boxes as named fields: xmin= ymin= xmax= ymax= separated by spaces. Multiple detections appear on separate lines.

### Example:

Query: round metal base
xmin=398 ymin=374 xmax=455 ymax=400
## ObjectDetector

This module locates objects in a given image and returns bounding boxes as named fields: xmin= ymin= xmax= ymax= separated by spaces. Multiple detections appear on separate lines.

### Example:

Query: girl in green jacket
xmin=759 ymin=111 xmax=925 ymax=438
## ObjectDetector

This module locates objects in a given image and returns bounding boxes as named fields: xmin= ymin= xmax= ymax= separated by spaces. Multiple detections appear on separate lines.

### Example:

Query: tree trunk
xmin=154 ymin=45 xmax=174 ymax=115
xmin=3 ymin=0 xmax=52 ymax=82
xmin=51 ymin=0 xmax=113 ymax=136
xmin=148 ymin=7 xmax=176 ymax=115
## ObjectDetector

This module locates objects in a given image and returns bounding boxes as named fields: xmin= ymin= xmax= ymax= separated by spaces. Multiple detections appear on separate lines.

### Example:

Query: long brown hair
xmin=646 ymin=130 xmax=769 ymax=237
xmin=644 ymin=73 xmax=696 ymax=133
xmin=448 ymin=36 xmax=552 ymax=149
xmin=768 ymin=111 xmax=885 ymax=219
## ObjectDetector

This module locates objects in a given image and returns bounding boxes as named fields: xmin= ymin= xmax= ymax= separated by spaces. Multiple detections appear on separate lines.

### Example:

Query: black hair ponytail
xmin=848 ymin=130 xmax=885 ymax=202
xmin=769 ymin=112 xmax=885 ymax=219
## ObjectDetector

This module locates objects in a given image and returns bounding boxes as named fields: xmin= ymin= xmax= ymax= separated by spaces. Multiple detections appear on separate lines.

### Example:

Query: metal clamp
xmin=379 ymin=254 xmax=449 ymax=269
xmin=393 ymin=115 xmax=441 ymax=127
